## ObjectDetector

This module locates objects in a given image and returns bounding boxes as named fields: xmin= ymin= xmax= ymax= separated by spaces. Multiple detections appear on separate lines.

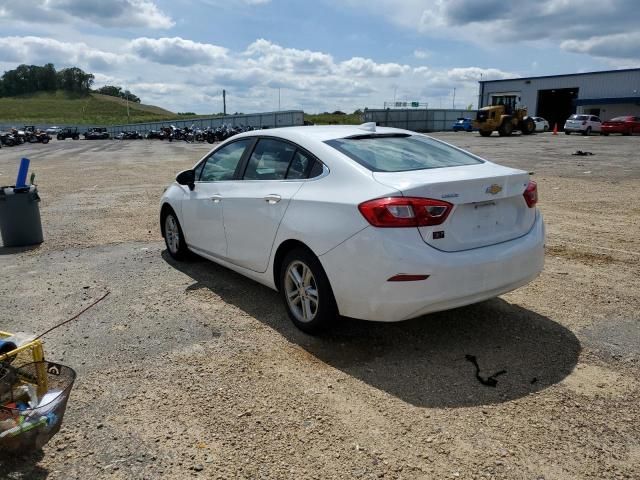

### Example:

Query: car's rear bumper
xmin=319 ymin=211 xmax=545 ymax=322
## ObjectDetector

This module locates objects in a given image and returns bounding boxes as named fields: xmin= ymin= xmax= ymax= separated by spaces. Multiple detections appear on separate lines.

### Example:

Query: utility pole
xmin=222 ymin=89 xmax=226 ymax=116
xmin=126 ymin=91 xmax=130 ymax=122
xmin=393 ymin=87 xmax=397 ymax=104
xmin=452 ymin=88 xmax=456 ymax=109
xmin=278 ymin=88 xmax=281 ymax=111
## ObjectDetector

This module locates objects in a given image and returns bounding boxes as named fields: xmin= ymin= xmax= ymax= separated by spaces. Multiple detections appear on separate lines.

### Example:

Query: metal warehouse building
xmin=479 ymin=68 xmax=640 ymax=130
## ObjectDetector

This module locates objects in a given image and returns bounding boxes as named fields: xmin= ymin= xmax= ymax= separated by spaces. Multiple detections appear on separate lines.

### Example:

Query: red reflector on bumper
xmin=387 ymin=274 xmax=430 ymax=282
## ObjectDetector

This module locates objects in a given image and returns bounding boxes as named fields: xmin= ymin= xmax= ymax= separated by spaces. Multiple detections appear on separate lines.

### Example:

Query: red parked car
xmin=600 ymin=116 xmax=640 ymax=136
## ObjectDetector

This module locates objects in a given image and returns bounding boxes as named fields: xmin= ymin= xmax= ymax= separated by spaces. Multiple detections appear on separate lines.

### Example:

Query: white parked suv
xmin=564 ymin=114 xmax=601 ymax=135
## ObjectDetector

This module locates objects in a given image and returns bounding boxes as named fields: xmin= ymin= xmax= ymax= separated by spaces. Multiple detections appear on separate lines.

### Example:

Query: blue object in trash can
xmin=0 ymin=339 xmax=17 ymax=355
xmin=16 ymin=158 xmax=30 ymax=190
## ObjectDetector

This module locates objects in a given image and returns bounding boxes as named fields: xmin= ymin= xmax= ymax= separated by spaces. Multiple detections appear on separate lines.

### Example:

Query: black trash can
xmin=0 ymin=186 xmax=44 ymax=247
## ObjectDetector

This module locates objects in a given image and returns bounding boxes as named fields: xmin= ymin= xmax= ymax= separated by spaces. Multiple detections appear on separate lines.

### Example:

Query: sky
xmin=0 ymin=0 xmax=639 ymax=114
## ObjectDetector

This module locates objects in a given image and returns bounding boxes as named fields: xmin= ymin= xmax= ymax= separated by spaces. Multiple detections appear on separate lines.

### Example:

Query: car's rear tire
xmin=479 ymin=129 xmax=492 ymax=137
xmin=565 ymin=131 xmax=571 ymax=135
xmin=623 ymin=128 xmax=631 ymax=136
xmin=163 ymin=209 xmax=189 ymax=260
xmin=280 ymin=248 xmax=337 ymax=334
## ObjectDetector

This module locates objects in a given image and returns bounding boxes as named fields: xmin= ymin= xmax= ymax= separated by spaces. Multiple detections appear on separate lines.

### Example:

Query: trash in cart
xmin=0 ymin=361 xmax=76 ymax=453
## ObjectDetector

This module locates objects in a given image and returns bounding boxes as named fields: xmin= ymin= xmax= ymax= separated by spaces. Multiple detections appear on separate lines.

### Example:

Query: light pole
xmin=125 ymin=85 xmax=130 ymax=122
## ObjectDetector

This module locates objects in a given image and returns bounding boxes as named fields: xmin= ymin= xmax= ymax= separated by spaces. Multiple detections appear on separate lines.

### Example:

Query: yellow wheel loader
xmin=474 ymin=104 xmax=536 ymax=137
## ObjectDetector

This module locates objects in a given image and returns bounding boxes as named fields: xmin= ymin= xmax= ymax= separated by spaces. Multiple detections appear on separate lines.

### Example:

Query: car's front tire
xmin=163 ymin=209 xmax=189 ymax=260
xmin=280 ymin=248 xmax=337 ymax=334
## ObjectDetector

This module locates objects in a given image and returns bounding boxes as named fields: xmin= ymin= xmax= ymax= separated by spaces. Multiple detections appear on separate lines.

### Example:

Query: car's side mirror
xmin=176 ymin=169 xmax=195 ymax=190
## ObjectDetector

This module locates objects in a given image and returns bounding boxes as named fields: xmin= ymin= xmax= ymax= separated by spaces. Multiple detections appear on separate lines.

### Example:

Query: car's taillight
xmin=358 ymin=197 xmax=453 ymax=227
xmin=523 ymin=181 xmax=538 ymax=208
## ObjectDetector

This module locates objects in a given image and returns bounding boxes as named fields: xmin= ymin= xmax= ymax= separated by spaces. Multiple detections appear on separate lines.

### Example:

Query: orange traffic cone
xmin=552 ymin=123 xmax=558 ymax=135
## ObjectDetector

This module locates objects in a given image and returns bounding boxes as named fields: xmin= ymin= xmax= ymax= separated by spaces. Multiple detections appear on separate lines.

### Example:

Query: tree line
xmin=94 ymin=85 xmax=141 ymax=104
xmin=0 ymin=63 xmax=141 ymax=103
xmin=0 ymin=64 xmax=94 ymax=96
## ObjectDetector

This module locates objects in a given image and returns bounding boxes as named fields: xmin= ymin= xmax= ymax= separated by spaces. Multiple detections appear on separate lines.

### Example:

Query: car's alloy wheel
xmin=284 ymin=260 xmax=320 ymax=324
xmin=280 ymin=248 xmax=337 ymax=333
xmin=163 ymin=211 xmax=189 ymax=260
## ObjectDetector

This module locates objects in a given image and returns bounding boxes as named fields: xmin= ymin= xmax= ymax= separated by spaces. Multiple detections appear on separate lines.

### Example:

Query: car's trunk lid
xmin=373 ymin=163 xmax=535 ymax=252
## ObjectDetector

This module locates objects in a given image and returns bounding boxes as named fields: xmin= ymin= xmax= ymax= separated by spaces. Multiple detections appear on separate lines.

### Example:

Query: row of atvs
xmin=0 ymin=127 xmax=51 ymax=147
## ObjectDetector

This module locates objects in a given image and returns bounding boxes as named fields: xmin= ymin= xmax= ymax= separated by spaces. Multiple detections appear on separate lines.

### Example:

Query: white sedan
xmin=532 ymin=117 xmax=549 ymax=132
xmin=160 ymin=124 xmax=545 ymax=333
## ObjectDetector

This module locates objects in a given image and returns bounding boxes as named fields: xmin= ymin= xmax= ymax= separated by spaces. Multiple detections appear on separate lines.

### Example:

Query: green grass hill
xmin=0 ymin=90 xmax=179 ymax=125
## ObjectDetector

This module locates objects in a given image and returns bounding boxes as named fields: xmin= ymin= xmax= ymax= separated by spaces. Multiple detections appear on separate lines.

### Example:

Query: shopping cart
xmin=0 ymin=361 xmax=76 ymax=452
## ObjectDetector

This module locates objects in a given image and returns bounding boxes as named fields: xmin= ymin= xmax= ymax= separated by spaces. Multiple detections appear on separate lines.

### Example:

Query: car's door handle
xmin=264 ymin=194 xmax=281 ymax=204
xmin=210 ymin=194 xmax=222 ymax=203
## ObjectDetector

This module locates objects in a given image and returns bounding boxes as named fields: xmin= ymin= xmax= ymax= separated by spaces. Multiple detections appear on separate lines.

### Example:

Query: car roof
xmin=233 ymin=125 xmax=414 ymax=144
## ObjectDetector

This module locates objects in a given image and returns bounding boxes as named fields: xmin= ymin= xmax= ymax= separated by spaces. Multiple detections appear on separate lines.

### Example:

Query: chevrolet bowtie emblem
xmin=486 ymin=184 xmax=502 ymax=195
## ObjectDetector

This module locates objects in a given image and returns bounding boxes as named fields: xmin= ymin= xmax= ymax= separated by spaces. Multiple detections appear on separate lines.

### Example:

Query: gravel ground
xmin=0 ymin=132 xmax=638 ymax=479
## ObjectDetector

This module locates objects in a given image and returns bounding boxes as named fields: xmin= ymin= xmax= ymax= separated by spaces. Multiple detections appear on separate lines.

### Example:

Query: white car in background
xmin=564 ymin=114 xmax=602 ymax=135
xmin=160 ymin=124 xmax=545 ymax=333
xmin=532 ymin=117 xmax=549 ymax=132
xmin=45 ymin=126 xmax=62 ymax=135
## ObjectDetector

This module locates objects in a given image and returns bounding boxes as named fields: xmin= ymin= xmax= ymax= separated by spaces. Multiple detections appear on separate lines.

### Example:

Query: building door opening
xmin=537 ymin=88 xmax=578 ymax=131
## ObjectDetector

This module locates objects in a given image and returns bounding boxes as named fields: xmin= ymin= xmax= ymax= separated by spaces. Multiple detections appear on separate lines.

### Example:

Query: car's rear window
xmin=325 ymin=134 xmax=482 ymax=172
xmin=570 ymin=115 xmax=589 ymax=120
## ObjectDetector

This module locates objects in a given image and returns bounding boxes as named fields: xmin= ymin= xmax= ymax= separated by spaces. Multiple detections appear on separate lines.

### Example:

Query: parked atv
xmin=84 ymin=127 xmax=110 ymax=140
xmin=57 ymin=127 xmax=80 ymax=140
xmin=24 ymin=126 xmax=51 ymax=144
xmin=0 ymin=132 xmax=18 ymax=147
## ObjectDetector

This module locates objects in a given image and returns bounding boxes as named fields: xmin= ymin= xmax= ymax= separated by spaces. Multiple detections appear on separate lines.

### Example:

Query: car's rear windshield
xmin=610 ymin=116 xmax=629 ymax=121
xmin=570 ymin=115 xmax=589 ymax=120
xmin=325 ymin=134 xmax=483 ymax=172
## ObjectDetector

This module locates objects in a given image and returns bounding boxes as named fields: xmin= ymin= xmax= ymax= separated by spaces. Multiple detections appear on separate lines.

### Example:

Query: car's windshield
xmin=325 ymin=134 xmax=483 ymax=172
xmin=610 ymin=116 xmax=628 ymax=121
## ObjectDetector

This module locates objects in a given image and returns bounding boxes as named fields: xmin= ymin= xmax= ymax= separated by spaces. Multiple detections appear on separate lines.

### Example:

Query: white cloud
xmin=561 ymin=32 xmax=640 ymax=60
xmin=340 ymin=57 xmax=410 ymax=77
xmin=244 ymin=39 xmax=334 ymax=74
xmin=0 ymin=36 xmax=128 ymax=70
xmin=0 ymin=0 xmax=174 ymax=29
xmin=129 ymin=37 xmax=228 ymax=66
xmin=413 ymin=49 xmax=430 ymax=59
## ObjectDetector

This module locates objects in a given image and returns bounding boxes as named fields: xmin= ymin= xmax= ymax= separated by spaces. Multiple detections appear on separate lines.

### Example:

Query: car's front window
xmin=200 ymin=139 xmax=252 ymax=181
xmin=325 ymin=134 xmax=483 ymax=173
